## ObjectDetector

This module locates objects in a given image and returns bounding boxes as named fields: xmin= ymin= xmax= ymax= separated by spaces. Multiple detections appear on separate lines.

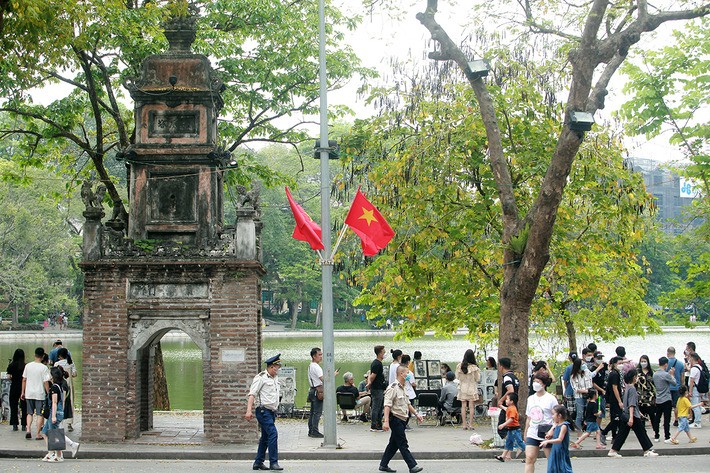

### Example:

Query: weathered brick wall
xmin=81 ymin=266 xmax=131 ymax=442
xmin=81 ymin=261 xmax=262 ymax=443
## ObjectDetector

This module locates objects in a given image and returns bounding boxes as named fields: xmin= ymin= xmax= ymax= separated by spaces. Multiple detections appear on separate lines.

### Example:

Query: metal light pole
xmin=317 ymin=0 xmax=337 ymax=449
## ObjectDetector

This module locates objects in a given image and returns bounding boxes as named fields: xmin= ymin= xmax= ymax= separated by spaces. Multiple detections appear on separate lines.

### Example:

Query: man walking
xmin=367 ymin=345 xmax=387 ymax=431
xmin=687 ymin=353 xmax=703 ymax=428
xmin=378 ymin=365 xmax=424 ymax=473
xmin=245 ymin=354 xmax=283 ymax=471
xmin=653 ymin=356 xmax=677 ymax=442
xmin=666 ymin=347 xmax=684 ymax=426
xmin=21 ymin=347 xmax=50 ymax=440
xmin=307 ymin=347 xmax=324 ymax=438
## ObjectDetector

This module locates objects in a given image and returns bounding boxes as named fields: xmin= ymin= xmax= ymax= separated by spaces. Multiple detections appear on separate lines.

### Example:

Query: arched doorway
xmin=129 ymin=319 xmax=209 ymax=434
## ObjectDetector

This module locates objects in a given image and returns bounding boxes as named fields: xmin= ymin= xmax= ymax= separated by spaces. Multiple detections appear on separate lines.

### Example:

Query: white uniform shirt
xmin=249 ymin=371 xmax=280 ymax=411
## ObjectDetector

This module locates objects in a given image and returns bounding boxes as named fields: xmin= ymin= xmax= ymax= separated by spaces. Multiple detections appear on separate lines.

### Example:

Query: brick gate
xmin=79 ymin=14 xmax=263 ymax=443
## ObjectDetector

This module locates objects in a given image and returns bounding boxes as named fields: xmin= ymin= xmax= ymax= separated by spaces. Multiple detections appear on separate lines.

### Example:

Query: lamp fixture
xmin=465 ymin=60 xmax=490 ymax=80
xmin=568 ymin=111 xmax=595 ymax=132
xmin=313 ymin=139 xmax=340 ymax=159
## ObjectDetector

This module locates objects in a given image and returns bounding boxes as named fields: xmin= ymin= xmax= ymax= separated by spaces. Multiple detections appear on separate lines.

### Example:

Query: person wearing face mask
xmin=570 ymin=357 xmax=604 ymax=434
xmin=591 ymin=352 xmax=608 ymax=443
xmin=523 ymin=371 xmax=558 ymax=473
xmin=582 ymin=348 xmax=595 ymax=370
xmin=600 ymin=357 xmax=624 ymax=442
xmin=635 ymin=355 xmax=656 ymax=426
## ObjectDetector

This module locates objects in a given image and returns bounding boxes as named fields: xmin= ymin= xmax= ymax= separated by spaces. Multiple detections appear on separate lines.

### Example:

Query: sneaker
xmin=690 ymin=437 xmax=697 ymax=443
xmin=653 ymin=436 xmax=659 ymax=442
xmin=42 ymin=453 xmax=55 ymax=462
xmin=359 ymin=414 xmax=368 ymax=422
xmin=663 ymin=439 xmax=674 ymax=444
xmin=67 ymin=424 xmax=74 ymax=432
xmin=70 ymin=441 xmax=80 ymax=458
xmin=25 ymin=433 xmax=32 ymax=440
xmin=607 ymin=451 xmax=622 ymax=458
xmin=643 ymin=450 xmax=659 ymax=457
xmin=689 ymin=423 xmax=702 ymax=429
xmin=12 ymin=426 xmax=18 ymax=431
xmin=308 ymin=432 xmax=324 ymax=438
xmin=341 ymin=416 xmax=349 ymax=422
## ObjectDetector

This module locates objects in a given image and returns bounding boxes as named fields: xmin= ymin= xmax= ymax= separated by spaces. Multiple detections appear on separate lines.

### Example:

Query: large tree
xmin=350 ymin=0 xmax=709 ymax=394
xmin=0 ymin=0 xmax=370 ymax=222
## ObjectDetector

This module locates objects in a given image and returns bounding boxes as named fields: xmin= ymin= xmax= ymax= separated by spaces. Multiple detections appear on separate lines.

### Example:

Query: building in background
xmin=627 ymin=157 xmax=701 ymax=235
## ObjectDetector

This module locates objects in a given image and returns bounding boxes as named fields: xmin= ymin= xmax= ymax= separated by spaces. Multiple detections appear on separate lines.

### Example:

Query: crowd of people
xmin=5 ymin=340 xmax=80 ymax=462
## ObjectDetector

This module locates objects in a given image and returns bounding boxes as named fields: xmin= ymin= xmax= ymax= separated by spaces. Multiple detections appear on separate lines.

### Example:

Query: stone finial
xmin=163 ymin=11 xmax=197 ymax=53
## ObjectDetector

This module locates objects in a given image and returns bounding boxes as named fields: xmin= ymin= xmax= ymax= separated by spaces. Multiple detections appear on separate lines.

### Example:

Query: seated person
xmin=438 ymin=371 xmax=459 ymax=417
xmin=336 ymin=371 xmax=371 ymax=422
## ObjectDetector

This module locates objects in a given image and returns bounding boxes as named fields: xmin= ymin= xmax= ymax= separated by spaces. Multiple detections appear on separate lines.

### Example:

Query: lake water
xmin=2 ymin=328 xmax=709 ymax=410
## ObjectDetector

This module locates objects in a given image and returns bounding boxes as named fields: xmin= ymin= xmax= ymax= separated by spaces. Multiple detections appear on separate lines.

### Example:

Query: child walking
xmin=494 ymin=393 xmax=526 ymax=462
xmin=571 ymin=389 xmax=604 ymax=449
xmin=540 ymin=404 xmax=575 ymax=473
xmin=669 ymin=385 xmax=701 ymax=444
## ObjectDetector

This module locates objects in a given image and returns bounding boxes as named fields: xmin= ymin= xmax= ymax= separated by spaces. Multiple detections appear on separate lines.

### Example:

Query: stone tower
xmin=80 ymin=13 xmax=264 ymax=443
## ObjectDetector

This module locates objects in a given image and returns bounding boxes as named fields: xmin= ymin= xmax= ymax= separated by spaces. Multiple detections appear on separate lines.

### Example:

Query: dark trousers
xmin=9 ymin=391 xmax=27 ymax=427
xmin=308 ymin=393 xmax=323 ymax=435
xmin=254 ymin=407 xmax=278 ymax=466
xmin=370 ymin=389 xmax=385 ymax=430
xmin=611 ymin=416 xmax=654 ymax=452
xmin=380 ymin=415 xmax=417 ymax=470
xmin=602 ymin=403 xmax=621 ymax=438
xmin=654 ymin=400 xmax=673 ymax=440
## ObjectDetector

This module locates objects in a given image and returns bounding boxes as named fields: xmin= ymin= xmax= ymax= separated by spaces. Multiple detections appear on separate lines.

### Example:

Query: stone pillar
xmin=82 ymin=208 xmax=104 ymax=261
xmin=235 ymin=207 xmax=257 ymax=260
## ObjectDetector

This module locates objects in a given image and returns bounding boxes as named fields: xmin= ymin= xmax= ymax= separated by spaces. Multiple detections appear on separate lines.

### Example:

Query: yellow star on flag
xmin=358 ymin=207 xmax=378 ymax=226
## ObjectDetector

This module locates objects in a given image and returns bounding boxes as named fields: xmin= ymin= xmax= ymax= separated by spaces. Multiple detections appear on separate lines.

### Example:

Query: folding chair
xmin=416 ymin=392 xmax=440 ymax=426
xmin=336 ymin=392 xmax=360 ymax=421
xmin=440 ymin=397 xmax=462 ymax=426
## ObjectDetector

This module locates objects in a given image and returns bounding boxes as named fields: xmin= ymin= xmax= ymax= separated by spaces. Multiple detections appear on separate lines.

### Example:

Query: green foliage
xmin=341 ymin=50 xmax=656 ymax=347
xmin=0 ymin=0 xmax=372 ymax=207
xmin=0 ymin=160 xmax=82 ymax=320
xmin=619 ymin=17 xmax=709 ymax=323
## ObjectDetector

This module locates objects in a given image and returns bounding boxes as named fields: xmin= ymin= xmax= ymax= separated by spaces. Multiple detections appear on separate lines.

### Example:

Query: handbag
xmin=537 ymin=423 xmax=553 ymax=438
xmin=316 ymin=385 xmax=324 ymax=401
xmin=47 ymin=428 xmax=66 ymax=451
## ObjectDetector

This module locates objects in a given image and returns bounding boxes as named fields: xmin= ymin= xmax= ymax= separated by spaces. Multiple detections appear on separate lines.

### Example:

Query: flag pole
xmin=317 ymin=0 xmax=338 ymax=449
xmin=329 ymin=224 xmax=349 ymax=260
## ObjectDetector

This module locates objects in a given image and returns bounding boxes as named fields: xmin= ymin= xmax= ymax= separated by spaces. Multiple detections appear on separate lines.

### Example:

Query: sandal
xmin=571 ymin=443 xmax=581 ymax=449
xmin=42 ymin=453 xmax=54 ymax=462
xmin=495 ymin=455 xmax=505 ymax=462
xmin=596 ymin=445 xmax=607 ymax=449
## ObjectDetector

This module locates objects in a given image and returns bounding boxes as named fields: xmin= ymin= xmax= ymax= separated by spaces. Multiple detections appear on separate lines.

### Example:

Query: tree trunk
xmin=153 ymin=342 xmax=171 ymax=411
xmin=288 ymin=300 xmax=298 ymax=330
xmin=12 ymin=304 xmax=18 ymax=324
xmin=315 ymin=300 xmax=322 ymax=327
xmin=498 ymin=284 xmax=531 ymax=417
xmin=564 ymin=314 xmax=577 ymax=353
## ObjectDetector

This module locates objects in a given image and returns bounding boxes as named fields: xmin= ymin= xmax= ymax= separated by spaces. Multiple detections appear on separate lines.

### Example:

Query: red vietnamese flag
xmin=285 ymin=187 xmax=324 ymax=250
xmin=344 ymin=188 xmax=395 ymax=256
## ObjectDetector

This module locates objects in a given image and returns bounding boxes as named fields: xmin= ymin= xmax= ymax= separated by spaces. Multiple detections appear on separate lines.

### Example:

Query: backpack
xmin=696 ymin=362 xmax=709 ymax=394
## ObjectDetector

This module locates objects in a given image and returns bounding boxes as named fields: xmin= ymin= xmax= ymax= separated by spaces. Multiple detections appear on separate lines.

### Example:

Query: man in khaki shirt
xmin=379 ymin=365 xmax=424 ymax=473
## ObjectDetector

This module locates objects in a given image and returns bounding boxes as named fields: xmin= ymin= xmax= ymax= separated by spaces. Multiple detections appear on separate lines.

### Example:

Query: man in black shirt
xmin=336 ymin=372 xmax=371 ymax=422
xmin=601 ymin=356 xmax=623 ymax=441
xmin=367 ymin=345 xmax=387 ymax=431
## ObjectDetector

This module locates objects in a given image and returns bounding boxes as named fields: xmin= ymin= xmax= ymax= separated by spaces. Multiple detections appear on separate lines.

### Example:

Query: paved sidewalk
xmin=2 ymin=412 xmax=710 ymax=460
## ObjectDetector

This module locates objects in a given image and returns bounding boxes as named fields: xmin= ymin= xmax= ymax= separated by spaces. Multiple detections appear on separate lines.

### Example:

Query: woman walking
xmin=636 ymin=355 xmax=656 ymax=424
xmin=608 ymin=370 xmax=658 ymax=458
xmin=41 ymin=367 xmax=79 ymax=462
xmin=6 ymin=349 xmax=27 ymax=432
xmin=524 ymin=371 xmax=559 ymax=473
xmin=456 ymin=349 xmax=481 ymax=430
xmin=54 ymin=348 xmax=77 ymax=432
